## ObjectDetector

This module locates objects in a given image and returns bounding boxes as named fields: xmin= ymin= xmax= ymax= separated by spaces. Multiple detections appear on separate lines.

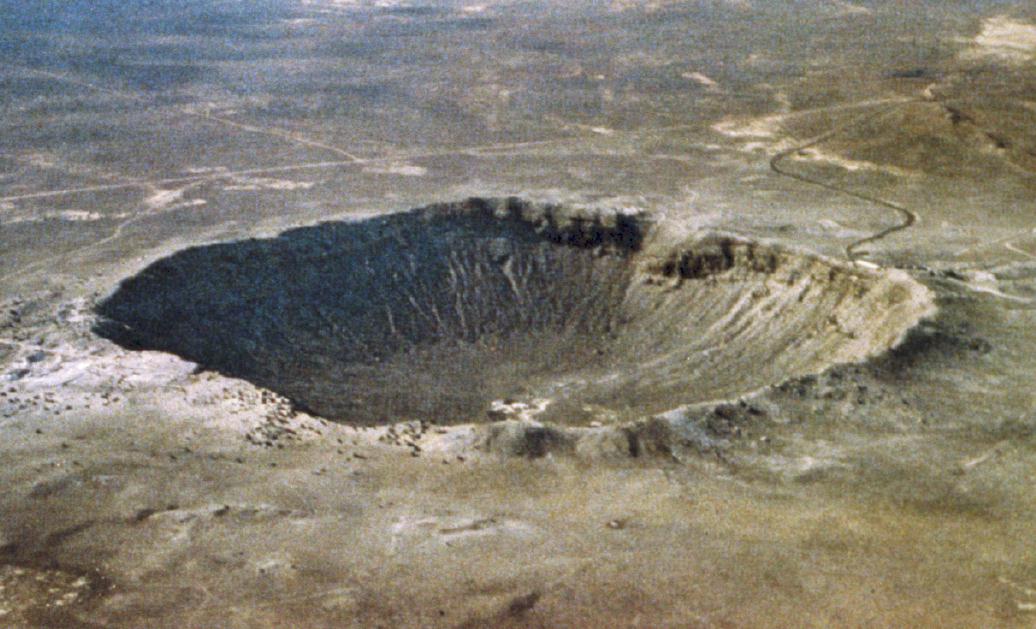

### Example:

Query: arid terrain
xmin=3 ymin=1 xmax=1036 ymax=627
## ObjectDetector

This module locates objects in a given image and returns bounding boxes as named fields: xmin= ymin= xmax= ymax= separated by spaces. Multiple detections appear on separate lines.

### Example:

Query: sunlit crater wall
xmin=95 ymin=198 xmax=935 ymax=425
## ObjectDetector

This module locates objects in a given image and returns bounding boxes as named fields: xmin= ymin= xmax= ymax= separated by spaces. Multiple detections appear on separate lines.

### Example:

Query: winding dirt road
xmin=768 ymin=101 xmax=920 ymax=261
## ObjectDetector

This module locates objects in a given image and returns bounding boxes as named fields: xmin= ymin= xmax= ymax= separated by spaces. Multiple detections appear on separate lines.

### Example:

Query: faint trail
xmin=0 ymin=137 xmax=580 ymax=203
xmin=2 ymin=66 xmax=921 ymax=276
xmin=0 ymin=181 xmax=207 ymax=286
xmin=1005 ymin=240 xmax=1036 ymax=260
xmin=13 ymin=63 xmax=899 ymax=206
xmin=0 ymin=165 xmax=337 ymax=203
xmin=0 ymin=150 xmax=147 ymax=189
xmin=11 ymin=66 xmax=367 ymax=164
xmin=1 ymin=180 xmax=171 ymax=203
xmin=193 ymin=109 xmax=365 ymax=162
xmin=2 ymin=64 xmax=585 ymax=203
xmin=14 ymin=67 xmax=146 ymax=102
xmin=0 ymin=214 xmax=146 ymax=287
xmin=768 ymin=100 xmax=920 ymax=261
xmin=459 ymin=137 xmax=580 ymax=156
xmin=953 ymin=226 xmax=1036 ymax=260
xmin=642 ymin=96 xmax=912 ymax=137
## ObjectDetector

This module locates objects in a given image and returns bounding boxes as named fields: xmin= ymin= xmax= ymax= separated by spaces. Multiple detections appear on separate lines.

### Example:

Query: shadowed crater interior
xmin=94 ymin=198 xmax=933 ymax=425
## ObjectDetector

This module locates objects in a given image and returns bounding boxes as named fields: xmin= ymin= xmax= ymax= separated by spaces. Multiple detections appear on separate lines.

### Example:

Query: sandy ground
xmin=3 ymin=1 xmax=1036 ymax=626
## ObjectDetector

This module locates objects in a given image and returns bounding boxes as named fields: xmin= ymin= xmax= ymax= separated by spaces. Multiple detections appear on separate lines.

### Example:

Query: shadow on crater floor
xmin=94 ymin=197 xmax=933 ymax=426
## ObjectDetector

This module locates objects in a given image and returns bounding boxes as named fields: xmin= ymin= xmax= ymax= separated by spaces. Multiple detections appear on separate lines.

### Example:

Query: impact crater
xmin=94 ymin=198 xmax=934 ymax=426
